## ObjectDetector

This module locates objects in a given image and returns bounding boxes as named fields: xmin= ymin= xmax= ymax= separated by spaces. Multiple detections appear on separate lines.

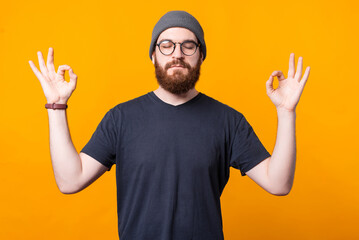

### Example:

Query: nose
xmin=172 ymin=43 xmax=184 ymax=59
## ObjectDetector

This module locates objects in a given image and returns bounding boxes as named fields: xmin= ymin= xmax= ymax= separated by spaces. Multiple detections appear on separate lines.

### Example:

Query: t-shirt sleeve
xmin=229 ymin=113 xmax=271 ymax=176
xmin=81 ymin=110 xmax=117 ymax=171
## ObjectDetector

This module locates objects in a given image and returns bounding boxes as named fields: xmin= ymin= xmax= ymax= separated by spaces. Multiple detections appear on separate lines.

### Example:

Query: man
xmin=29 ymin=10 xmax=310 ymax=240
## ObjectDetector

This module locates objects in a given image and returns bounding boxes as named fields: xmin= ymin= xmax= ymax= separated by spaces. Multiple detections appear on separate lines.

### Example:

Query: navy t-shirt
xmin=81 ymin=91 xmax=271 ymax=240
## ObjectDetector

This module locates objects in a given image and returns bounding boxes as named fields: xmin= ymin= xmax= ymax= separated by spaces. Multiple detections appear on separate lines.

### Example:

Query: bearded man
xmin=29 ymin=10 xmax=310 ymax=240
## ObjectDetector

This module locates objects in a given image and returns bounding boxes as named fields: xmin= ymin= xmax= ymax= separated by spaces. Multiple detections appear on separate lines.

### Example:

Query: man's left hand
xmin=266 ymin=53 xmax=311 ymax=112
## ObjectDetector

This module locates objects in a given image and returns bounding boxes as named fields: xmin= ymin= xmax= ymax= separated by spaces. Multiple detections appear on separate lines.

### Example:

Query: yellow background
xmin=1 ymin=0 xmax=358 ymax=239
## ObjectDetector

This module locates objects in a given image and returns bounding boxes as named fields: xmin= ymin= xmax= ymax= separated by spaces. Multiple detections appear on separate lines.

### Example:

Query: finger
xmin=37 ymin=51 xmax=50 ymax=79
xmin=271 ymin=70 xmax=286 ymax=81
xmin=295 ymin=56 xmax=303 ymax=81
xmin=288 ymin=53 xmax=295 ymax=79
xmin=266 ymin=75 xmax=274 ymax=95
xmin=57 ymin=65 xmax=71 ymax=77
xmin=29 ymin=60 xmax=47 ymax=85
xmin=299 ymin=66 xmax=311 ymax=89
xmin=68 ymin=68 xmax=78 ymax=89
xmin=47 ymin=47 xmax=56 ymax=78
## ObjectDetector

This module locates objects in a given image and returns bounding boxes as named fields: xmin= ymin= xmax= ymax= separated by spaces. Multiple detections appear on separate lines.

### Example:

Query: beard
xmin=154 ymin=54 xmax=201 ymax=95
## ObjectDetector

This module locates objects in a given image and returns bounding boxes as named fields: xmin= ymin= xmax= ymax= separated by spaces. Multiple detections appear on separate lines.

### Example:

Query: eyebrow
xmin=157 ymin=38 xmax=198 ymax=44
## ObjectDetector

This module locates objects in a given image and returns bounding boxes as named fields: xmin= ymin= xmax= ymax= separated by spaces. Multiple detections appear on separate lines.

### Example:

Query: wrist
xmin=276 ymin=107 xmax=296 ymax=118
xmin=46 ymin=96 xmax=69 ymax=105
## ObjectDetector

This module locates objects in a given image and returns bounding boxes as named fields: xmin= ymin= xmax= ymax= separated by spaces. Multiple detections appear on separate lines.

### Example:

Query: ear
xmin=152 ymin=52 xmax=155 ymax=65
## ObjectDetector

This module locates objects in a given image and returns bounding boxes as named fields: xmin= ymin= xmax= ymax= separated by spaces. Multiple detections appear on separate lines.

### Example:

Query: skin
xmin=245 ymin=54 xmax=311 ymax=195
xmin=29 ymin=49 xmax=108 ymax=194
xmin=29 ymin=28 xmax=310 ymax=195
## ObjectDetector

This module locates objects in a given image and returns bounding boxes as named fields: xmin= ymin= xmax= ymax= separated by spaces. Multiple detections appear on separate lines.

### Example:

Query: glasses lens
xmin=181 ymin=42 xmax=197 ymax=55
xmin=159 ymin=41 xmax=174 ymax=55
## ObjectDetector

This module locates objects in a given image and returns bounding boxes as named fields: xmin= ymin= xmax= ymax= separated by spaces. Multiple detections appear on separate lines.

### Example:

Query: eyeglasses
xmin=156 ymin=40 xmax=200 ymax=56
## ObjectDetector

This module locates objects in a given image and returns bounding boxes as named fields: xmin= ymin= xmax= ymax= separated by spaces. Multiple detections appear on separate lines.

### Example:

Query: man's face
xmin=152 ymin=27 xmax=204 ymax=95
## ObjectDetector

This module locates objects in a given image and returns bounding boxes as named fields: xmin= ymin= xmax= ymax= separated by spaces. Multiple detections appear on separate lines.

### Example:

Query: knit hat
xmin=149 ymin=10 xmax=206 ymax=61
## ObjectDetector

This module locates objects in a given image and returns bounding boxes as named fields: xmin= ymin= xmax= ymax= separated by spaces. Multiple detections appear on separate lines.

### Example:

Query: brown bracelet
xmin=45 ymin=103 xmax=68 ymax=110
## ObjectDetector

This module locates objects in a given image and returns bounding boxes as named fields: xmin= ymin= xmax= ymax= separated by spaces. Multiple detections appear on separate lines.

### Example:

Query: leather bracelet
xmin=45 ymin=103 xmax=68 ymax=110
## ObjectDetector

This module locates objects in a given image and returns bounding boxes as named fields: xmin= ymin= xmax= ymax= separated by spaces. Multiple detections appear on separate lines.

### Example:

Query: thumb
xmin=68 ymin=68 xmax=78 ymax=89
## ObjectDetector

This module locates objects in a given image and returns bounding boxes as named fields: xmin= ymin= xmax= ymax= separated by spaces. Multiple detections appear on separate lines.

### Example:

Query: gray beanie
xmin=149 ymin=10 xmax=206 ymax=61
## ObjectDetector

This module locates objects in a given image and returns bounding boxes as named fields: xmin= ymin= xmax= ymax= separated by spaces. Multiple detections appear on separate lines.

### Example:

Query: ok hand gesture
xmin=266 ymin=53 xmax=311 ymax=112
xmin=29 ymin=48 xmax=77 ymax=104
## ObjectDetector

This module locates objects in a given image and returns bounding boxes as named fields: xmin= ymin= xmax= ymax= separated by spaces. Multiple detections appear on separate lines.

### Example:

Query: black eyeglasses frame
xmin=156 ymin=40 xmax=201 ymax=56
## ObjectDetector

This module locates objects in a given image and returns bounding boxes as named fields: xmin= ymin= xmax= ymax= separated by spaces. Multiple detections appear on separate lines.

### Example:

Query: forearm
xmin=47 ymin=109 xmax=82 ymax=193
xmin=267 ymin=109 xmax=296 ymax=195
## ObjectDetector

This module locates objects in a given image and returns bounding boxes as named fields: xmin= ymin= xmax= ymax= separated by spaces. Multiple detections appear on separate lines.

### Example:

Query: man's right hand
xmin=29 ymin=47 xmax=77 ymax=104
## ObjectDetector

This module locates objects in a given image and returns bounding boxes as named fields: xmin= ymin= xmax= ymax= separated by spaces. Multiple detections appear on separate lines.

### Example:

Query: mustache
xmin=164 ymin=60 xmax=191 ymax=70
